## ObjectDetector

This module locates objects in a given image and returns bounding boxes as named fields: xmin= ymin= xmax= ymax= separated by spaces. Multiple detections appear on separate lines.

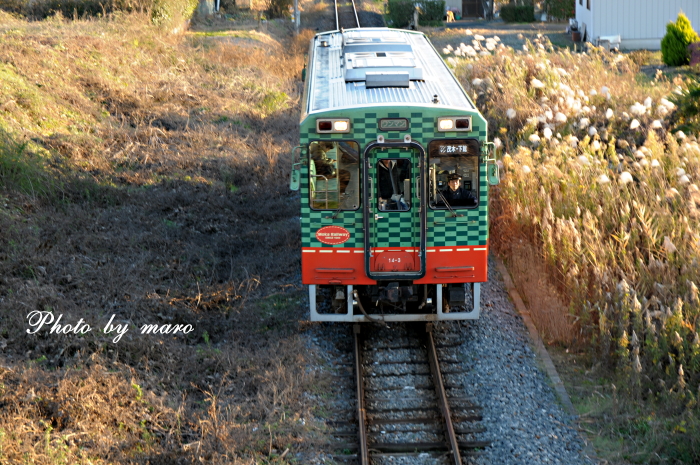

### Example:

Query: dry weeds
xmin=445 ymin=32 xmax=700 ymax=462
xmin=506 ymin=240 xmax=573 ymax=345
xmin=0 ymin=10 xmax=327 ymax=464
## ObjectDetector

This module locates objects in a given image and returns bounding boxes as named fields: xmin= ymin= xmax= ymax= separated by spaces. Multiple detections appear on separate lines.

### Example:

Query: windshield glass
xmin=428 ymin=139 xmax=479 ymax=209
xmin=376 ymin=158 xmax=411 ymax=211
xmin=309 ymin=141 xmax=360 ymax=210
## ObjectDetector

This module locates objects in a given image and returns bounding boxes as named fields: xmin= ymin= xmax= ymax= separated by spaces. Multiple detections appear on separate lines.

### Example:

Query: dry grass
xmin=0 ymin=10 xmax=330 ymax=464
xmin=439 ymin=31 xmax=700 ymax=462
xmin=506 ymin=240 xmax=573 ymax=345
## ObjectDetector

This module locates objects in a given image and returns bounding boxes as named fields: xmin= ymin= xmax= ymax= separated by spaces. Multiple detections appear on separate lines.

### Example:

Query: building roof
xmin=305 ymin=28 xmax=475 ymax=115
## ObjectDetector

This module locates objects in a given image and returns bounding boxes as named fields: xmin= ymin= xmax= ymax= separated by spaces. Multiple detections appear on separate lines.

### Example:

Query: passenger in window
xmin=440 ymin=173 xmax=476 ymax=206
xmin=378 ymin=159 xmax=409 ymax=211
xmin=309 ymin=142 xmax=336 ymax=178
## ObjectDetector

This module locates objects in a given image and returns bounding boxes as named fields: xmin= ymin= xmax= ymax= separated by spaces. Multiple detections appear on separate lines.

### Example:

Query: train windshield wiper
xmin=437 ymin=190 xmax=460 ymax=217
xmin=330 ymin=193 xmax=348 ymax=219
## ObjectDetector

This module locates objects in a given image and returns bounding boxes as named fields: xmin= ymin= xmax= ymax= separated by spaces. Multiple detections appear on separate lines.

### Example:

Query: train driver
xmin=440 ymin=173 xmax=476 ymax=206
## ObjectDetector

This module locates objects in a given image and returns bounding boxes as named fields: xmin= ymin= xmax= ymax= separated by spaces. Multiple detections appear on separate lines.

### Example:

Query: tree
xmin=544 ymin=0 xmax=573 ymax=20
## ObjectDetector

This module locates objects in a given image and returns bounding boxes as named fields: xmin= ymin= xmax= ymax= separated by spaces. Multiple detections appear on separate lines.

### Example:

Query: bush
xmin=670 ymin=76 xmax=700 ymax=134
xmin=499 ymin=4 xmax=535 ymax=23
xmin=418 ymin=0 xmax=444 ymax=24
xmin=2 ymin=0 xmax=197 ymax=26
xmin=386 ymin=0 xmax=443 ymax=28
xmin=386 ymin=0 xmax=414 ymax=28
xmin=150 ymin=0 xmax=198 ymax=27
xmin=544 ymin=0 xmax=573 ymax=20
xmin=661 ymin=12 xmax=700 ymax=66
xmin=0 ymin=0 xmax=25 ymax=14
xmin=267 ymin=0 xmax=292 ymax=19
xmin=22 ymin=0 xmax=110 ymax=19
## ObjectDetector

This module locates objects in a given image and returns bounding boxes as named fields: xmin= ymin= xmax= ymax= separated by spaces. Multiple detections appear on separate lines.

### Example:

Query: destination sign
xmin=438 ymin=144 xmax=470 ymax=154
xmin=428 ymin=139 xmax=479 ymax=158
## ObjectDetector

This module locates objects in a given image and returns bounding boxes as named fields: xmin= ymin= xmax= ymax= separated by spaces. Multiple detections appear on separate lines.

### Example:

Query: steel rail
xmin=350 ymin=322 xmax=485 ymax=462
xmin=349 ymin=0 xmax=360 ymax=28
xmin=353 ymin=324 xmax=370 ymax=465
xmin=334 ymin=0 xmax=360 ymax=30
xmin=425 ymin=323 xmax=463 ymax=464
xmin=333 ymin=0 xmax=339 ymax=31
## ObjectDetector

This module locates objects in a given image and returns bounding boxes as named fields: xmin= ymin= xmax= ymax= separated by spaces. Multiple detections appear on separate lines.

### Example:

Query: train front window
xmin=309 ymin=141 xmax=360 ymax=210
xmin=376 ymin=158 xmax=411 ymax=211
xmin=428 ymin=139 xmax=480 ymax=209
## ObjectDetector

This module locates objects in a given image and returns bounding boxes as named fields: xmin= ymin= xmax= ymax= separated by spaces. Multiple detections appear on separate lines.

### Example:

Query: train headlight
xmin=437 ymin=116 xmax=472 ymax=132
xmin=316 ymin=118 xmax=351 ymax=133
xmin=438 ymin=119 xmax=454 ymax=131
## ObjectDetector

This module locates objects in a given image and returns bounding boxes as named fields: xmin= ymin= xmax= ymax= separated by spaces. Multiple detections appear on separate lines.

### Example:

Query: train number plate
xmin=378 ymin=118 xmax=409 ymax=131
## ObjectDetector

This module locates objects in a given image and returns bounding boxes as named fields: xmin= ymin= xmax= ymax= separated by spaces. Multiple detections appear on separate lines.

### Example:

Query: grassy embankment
xmin=429 ymin=28 xmax=700 ymax=463
xmin=0 ymin=9 xmax=328 ymax=463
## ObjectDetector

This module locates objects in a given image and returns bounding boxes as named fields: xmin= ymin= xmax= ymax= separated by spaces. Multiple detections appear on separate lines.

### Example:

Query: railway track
xmin=329 ymin=323 xmax=490 ymax=464
xmin=334 ymin=0 xmax=360 ymax=30
xmin=318 ymin=2 xmax=489 ymax=461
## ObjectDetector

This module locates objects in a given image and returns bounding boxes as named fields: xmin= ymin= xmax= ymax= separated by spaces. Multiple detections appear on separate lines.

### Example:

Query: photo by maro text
xmin=25 ymin=310 xmax=194 ymax=343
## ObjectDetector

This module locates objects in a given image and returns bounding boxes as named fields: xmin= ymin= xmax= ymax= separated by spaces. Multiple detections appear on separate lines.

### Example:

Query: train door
xmin=363 ymin=142 xmax=426 ymax=279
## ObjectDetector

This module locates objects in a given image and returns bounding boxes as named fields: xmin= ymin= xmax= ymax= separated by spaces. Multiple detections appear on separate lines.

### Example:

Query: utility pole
xmin=294 ymin=0 xmax=299 ymax=34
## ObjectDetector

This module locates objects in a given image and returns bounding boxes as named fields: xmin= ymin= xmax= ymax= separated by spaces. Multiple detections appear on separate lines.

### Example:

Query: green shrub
xmin=670 ymin=76 xmax=700 ymax=134
xmin=386 ymin=0 xmax=443 ymax=28
xmin=661 ymin=12 xmax=700 ymax=66
xmin=499 ymin=4 xmax=535 ymax=23
xmin=544 ymin=0 xmax=573 ymax=20
xmin=150 ymin=0 xmax=198 ymax=27
xmin=386 ymin=0 xmax=414 ymax=28
xmin=418 ymin=0 xmax=444 ymax=23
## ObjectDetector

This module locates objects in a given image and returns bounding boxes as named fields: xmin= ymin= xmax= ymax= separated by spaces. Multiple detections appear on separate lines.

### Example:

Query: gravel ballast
xmin=448 ymin=257 xmax=594 ymax=464
xmin=302 ymin=256 xmax=595 ymax=464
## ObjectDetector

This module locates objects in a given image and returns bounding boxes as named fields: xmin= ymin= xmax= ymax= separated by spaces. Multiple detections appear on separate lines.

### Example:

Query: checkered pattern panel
xmin=300 ymin=108 xmax=489 ymax=249
xmin=371 ymin=211 xmax=417 ymax=247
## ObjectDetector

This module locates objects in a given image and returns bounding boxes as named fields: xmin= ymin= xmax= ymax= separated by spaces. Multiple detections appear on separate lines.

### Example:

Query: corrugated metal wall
xmin=578 ymin=0 xmax=700 ymax=50
xmin=574 ymin=0 xmax=592 ymax=40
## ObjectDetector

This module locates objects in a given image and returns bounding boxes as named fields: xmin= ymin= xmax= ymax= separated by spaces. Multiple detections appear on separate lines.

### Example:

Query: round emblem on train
xmin=315 ymin=226 xmax=350 ymax=245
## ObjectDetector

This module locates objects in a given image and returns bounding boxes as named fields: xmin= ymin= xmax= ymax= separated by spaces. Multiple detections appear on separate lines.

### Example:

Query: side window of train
xmin=376 ymin=159 xmax=411 ymax=211
xmin=427 ymin=139 xmax=480 ymax=209
xmin=308 ymin=141 xmax=360 ymax=210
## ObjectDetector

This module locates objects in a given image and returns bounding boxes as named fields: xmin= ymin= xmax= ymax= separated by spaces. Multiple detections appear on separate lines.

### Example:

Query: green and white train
xmin=290 ymin=27 xmax=499 ymax=323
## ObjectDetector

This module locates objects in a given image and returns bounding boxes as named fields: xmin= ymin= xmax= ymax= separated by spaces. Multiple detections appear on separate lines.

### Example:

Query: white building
xmin=576 ymin=0 xmax=700 ymax=50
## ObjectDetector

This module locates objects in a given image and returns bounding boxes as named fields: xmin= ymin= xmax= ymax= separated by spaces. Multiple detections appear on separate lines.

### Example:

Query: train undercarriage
xmin=309 ymin=282 xmax=480 ymax=322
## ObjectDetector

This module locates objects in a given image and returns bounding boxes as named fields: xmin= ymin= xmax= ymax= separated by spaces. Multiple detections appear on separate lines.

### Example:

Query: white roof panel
xmin=306 ymin=28 xmax=475 ymax=114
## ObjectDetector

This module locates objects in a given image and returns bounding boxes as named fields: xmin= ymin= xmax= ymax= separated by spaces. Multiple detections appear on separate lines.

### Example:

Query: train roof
xmin=304 ymin=28 xmax=475 ymax=116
